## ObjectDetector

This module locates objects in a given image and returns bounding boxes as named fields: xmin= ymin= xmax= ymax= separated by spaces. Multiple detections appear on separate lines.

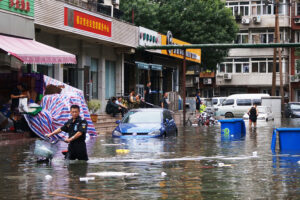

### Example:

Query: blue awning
xmin=135 ymin=61 xmax=149 ymax=70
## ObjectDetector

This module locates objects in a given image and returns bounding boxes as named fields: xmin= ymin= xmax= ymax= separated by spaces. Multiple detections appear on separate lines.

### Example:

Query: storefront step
xmin=0 ymin=131 xmax=32 ymax=141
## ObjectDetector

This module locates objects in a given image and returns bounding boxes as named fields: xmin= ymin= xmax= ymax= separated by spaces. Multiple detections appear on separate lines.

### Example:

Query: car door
xmin=236 ymin=99 xmax=251 ymax=117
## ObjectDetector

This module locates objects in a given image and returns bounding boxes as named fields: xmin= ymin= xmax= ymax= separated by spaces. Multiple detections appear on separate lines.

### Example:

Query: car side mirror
xmin=116 ymin=120 xmax=121 ymax=124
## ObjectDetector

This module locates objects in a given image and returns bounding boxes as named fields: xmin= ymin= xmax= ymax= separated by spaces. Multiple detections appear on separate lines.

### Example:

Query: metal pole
xmin=272 ymin=0 xmax=278 ymax=96
xmin=183 ymin=50 xmax=186 ymax=127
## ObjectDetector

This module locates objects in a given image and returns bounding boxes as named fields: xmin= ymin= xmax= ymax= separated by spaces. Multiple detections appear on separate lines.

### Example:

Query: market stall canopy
xmin=0 ymin=35 xmax=76 ymax=64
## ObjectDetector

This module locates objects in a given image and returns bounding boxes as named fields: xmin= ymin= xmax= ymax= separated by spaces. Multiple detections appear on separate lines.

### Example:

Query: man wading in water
xmin=46 ymin=105 xmax=88 ymax=161
xmin=248 ymin=103 xmax=258 ymax=130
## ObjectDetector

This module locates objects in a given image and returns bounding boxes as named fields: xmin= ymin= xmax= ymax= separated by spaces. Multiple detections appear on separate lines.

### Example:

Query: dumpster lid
xmin=218 ymin=118 xmax=244 ymax=123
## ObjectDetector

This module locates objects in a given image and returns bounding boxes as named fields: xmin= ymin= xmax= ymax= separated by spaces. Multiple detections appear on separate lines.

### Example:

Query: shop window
xmin=91 ymin=58 xmax=98 ymax=99
xmin=226 ymin=64 xmax=233 ymax=73
xmin=259 ymin=62 xmax=267 ymax=73
xmin=235 ymin=64 xmax=242 ymax=73
xmin=37 ymin=64 xmax=54 ymax=78
xmin=105 ymin=60 xmax=116 ymax=99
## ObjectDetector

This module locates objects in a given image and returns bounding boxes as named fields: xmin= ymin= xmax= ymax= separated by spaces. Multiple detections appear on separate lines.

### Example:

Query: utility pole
xmin=182 ymin=50 xmax=186 ymax=127
xmin=272 ymin=0 xmax=284 ymax=113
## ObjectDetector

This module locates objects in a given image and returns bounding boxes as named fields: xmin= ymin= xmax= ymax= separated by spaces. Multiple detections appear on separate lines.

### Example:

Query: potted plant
xmin=88 ymin=99 xmax=101 ymax=123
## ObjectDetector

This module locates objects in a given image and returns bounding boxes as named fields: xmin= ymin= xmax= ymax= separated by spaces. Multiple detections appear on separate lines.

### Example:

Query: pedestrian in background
xmin=144 ymin=82 xmax=151 ymax=107
xmin=195 ymin=91 xmax=201 ymax=113
xmin=248 ymin=103 xmax=258 ymax=129
xmin=160 ymin=92 xmax=170 ymax=109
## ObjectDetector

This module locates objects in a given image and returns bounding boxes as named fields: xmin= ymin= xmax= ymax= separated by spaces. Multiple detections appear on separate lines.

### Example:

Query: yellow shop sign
xmin=161 ymin=32 xmax=201 ymax=63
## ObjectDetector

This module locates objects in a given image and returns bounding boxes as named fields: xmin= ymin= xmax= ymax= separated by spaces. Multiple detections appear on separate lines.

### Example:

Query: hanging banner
xmin=0 ymin=0 xmax=34 ymax=17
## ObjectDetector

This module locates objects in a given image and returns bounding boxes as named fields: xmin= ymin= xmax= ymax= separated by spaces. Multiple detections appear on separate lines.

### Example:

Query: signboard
xmin=161 ymin=32 xmax=201 ymax=64
xmin=0 ymin=0 xmax=34 ymax=17
xmin=64 ymin=7 xmax=112 ymax=37
xmin=139 ymin=26 xmax=161 ymax=54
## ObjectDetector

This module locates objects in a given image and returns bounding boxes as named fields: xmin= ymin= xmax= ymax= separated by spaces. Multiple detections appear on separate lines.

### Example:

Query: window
xmin=252 ymin=31 xmax=275 ymax=44
xmin=91 ymin=58 xmax=98 ymax=99
xmin=252 ymin=63 xmax=258 ymax=72
xmin=226 ymin=2 xmax=249 ymax=16
xmin=219 ymin=64 xmax=225 ymax=73
xmin=236 ymin=64 xmax=242 ymax=73
xmin=236 ymin=99 xmax=251 ymax=106
xmin=297 ymin=3 xmax=300 ymax=16
xmin=259 ymin=62 xmax=267 ymax=73
xmin=243 ymin=64 xmax=249 ymax=73
xmin=235 ymin=34 xmax=249 ymax=44
xmin=296 ymin=59 xmax=300 ymax=74
xmin=223 ymin=99 xmax=234 ymax=106
xmin=268 ymin=62 xmax=273 ymax=73
xmin=226 ymin=64 xmax=233 ymax=73
xmin=253 ymin=99 xmax=262 ymax=106
xmin=105 ymin=60 xmax=116 ymax=99
xmin=37 ymin=64 xmax=54 ymax=78
xmin=251 ymin=1 xmax=262 ymax=15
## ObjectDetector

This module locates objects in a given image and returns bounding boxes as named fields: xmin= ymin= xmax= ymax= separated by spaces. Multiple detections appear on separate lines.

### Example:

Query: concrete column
xmin=98 ymin=45 xmax=106 ymax=113
xmin=115 ymin=52 xmax=124 ymax=96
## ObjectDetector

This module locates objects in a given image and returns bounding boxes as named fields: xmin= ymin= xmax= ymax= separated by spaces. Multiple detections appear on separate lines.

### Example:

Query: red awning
xmin=0 ymin=35 xmax=76 ymax=64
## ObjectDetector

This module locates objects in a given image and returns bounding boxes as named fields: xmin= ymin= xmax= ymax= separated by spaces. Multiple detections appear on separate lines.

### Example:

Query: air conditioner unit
xmin=194 ymin=77 xmax=199 ymax=83
xmin=112 ymin=0 xmax=120 ymax=5
xmin=290 ymin=75 xmax=300 ymax=82
xmin=294 ymin=18 xmax=300 ymax=24
xmin=224 ymin=73 xmax=232 ymax=80
xmin=203 ymin=78 xmax=212 ymax=85
xmin=253 ymin=16 xmax=261 ymax=24
xmin=242 ymin=18 xmax=250 ymax=25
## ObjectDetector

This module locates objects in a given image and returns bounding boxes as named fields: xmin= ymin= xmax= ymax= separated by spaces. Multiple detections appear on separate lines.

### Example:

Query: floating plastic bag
xmin=33 ymin=140 xmax=58 ymax=159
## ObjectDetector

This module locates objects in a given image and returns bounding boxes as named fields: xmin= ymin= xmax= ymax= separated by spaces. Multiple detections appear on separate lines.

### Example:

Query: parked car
xmin=112 ymin=108 xmax=177 ymax=138
xmin=243 ymin=106 xmax=274 ymax=121
xmin=215 ymin=93 xmax=270 ymax=118
xmin=284 ymin=102 xmax=300 ymax=118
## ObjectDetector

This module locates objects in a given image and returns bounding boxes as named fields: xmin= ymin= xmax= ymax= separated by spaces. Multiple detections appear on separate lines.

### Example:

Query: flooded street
xmin=1 ymin=119 xmax=300 ymax=199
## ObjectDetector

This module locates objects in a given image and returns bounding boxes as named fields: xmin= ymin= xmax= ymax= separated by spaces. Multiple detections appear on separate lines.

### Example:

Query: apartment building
xmin=216 ymin=0 xmax=291 ymax=98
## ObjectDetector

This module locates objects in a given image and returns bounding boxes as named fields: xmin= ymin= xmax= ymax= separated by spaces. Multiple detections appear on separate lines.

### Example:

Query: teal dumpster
xmin=271 ymin=128 xmax=300 ymax=153
xmin=218 ymin=118 xmax=246 ymax=140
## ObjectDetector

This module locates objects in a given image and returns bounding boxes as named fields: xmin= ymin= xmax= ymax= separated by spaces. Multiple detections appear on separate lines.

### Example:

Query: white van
xmin=215 ymin=93 xmax=270 ymax=118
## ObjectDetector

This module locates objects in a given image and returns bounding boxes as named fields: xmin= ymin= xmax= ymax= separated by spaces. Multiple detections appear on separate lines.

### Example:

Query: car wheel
xmin=225 ymin=112 xmax=234 ymax=118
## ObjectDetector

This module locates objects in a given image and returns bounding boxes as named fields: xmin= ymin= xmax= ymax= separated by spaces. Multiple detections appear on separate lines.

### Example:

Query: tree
xmin=120 ymin=0 xmax=238 ymax=70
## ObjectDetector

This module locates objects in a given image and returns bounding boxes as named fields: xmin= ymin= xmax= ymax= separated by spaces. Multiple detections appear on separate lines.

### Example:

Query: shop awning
xmin=0 ymin=35 xmax=76 ymax=64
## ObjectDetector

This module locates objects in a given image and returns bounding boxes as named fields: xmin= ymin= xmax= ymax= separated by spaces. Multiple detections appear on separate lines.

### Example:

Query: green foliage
xmin=88 ymin=99 xmax=101 ymax=114
xmin=120 ymin=0 xmax=238 ymax=70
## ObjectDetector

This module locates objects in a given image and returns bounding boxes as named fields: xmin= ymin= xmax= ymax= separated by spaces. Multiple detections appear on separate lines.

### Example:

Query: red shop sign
xmin=64 ymin=8 xmax=112 ymax=37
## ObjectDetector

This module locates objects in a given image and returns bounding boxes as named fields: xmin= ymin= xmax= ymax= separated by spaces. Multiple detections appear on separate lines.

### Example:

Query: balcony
xmin=216 ymin=73 xmax=288 ymax=86
xmin=58 ymin=0 xmax=123 ymax=19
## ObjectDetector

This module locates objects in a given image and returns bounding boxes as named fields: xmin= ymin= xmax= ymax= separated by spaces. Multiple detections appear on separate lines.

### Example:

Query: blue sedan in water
xmin=112 ymin=108 xmax=177 ymax=138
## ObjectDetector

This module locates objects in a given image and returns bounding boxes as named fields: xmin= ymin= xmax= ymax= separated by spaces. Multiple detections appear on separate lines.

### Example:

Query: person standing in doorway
xmin=195 ymin=91 xmax=201 ymax=113
xmin=160 ymin=92 xmax=170 ymax=109
xmin=46 ymin=105 xmax=89 ymax=161
xmin=144 ymin=82 xmax=151 ymax=107
xmin=248 ymin=103 xmax=259 ymax=129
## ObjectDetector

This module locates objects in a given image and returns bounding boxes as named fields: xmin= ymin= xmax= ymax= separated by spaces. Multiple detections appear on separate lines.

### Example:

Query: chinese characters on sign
xmin=64 ymin=7 xmax=112 ymax=38
xmin=0 ymin=0 xmax=33 ymax=17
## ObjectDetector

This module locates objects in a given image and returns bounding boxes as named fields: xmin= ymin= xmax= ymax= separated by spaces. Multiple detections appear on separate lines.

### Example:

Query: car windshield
xmin=290 ymin=104 xmax=300 ymax=110
xmin=122 ymin=111 xmax=162 ymax=123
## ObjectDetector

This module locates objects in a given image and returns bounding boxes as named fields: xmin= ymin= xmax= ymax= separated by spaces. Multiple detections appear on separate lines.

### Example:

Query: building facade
xmin=34 ymin=0 xmax=137 ymax=112
xmin=216 ymin=0 xmax=291 ymax=99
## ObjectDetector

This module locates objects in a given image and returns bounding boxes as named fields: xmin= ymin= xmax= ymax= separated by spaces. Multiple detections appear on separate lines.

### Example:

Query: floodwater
xmin=1 ymin=118 xmax=300 ymax=199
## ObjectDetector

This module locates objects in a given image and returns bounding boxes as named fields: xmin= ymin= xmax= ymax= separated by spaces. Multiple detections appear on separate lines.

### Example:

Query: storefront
xmin=34 ymin=0 xmax=138 ymax=111
xmin=126 ymin=27 xmax=201 ymax=106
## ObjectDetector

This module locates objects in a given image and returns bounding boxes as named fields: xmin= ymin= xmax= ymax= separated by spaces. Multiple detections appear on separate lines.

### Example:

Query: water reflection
xmin=0 ymin=119 xmax=300 ymax=198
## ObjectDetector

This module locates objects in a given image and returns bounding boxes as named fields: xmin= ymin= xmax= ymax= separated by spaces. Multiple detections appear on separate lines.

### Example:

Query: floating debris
xmin=161 ymin=172 xmax=167 ymax=177
xmin=116 ymin=149 xmax=130 ymax=154
xmin=87 ymin=172 xmax=138 ymax=177
xmin=79 ymin=177 xmax=95 ymax=182
xmin=45 ymin=175 xmax=53 ymax=180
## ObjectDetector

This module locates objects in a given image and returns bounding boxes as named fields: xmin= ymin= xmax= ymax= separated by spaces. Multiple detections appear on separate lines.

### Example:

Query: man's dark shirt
xmin=145 ymin=86 xmax=150 ymax=102
xmin=61 ymin=117 xmax=88 ymax=160
xmin=11 ymin=87 xmax=21 ymax=110
xmin=160 ymin=97 xmax=169 ymax=109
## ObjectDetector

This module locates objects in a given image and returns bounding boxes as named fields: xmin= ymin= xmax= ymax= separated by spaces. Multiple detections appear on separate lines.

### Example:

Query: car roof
xmin=226 ymin=93 xmax=270 ymax=98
